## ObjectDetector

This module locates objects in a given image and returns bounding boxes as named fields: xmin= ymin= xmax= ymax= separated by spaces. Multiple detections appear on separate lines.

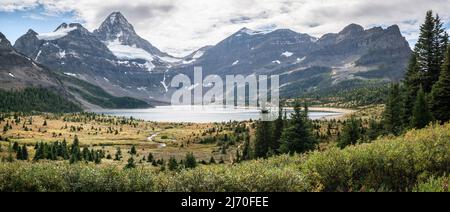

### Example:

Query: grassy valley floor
xmin=0 ymin=123 xmax=449 ymax=192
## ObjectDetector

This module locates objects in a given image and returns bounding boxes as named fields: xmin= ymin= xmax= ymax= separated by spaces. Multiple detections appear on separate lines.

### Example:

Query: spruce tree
xmin=114 ymin=147 xmax=122 ymax=161
xmin=279 ymin=102 xmax=317 ymax=154
xmin=21 ymin=145 xmax=28 ymax=160
xmin=16 ymin=146 xmax=23 ymax=160
xmin=7 ymin=141 xmax=13 ymax=162
xmin=94 ymin=151 xmax=101 ymax=164
xmin=272 ymin=105 xmax=284 ymax=151
xmin=411 ymin=87 xmax=433 ymax=129
xmin=184 ymin=152 xmax=197 ymax=169
xmin=130 ymin=145 xmax=137 ymax=155
xmin=147 ymin=152 xmax=154 ymax=163
xmin=34 ymin=142 xmax=44 ymax=161
xmin=338 ymin=117 xmax=362 ymax=148
xmin=430 ymin=47 xmax=450 ymax=123
xmin=82 ymin=147 xmax=90 ymax=161
xmin=168 ymin=156 xmax=178 ymax=171
xmin=366 ymin=119 xmax=380 ymax=141
xmin=125 ymin=156 xmax=136 ymax=169
xmin=241 ymin=135 xmax=252 ymax=160
xmin=433 ymin=15 xmax=448 ymax=74
xmin=254 ymin=120 xmax=273 ymax=158
xmin=403 ymin=54 xmax=421 ymax=125
xmin=70 ymin=136 xmax=81 ymax=164
xmin=414 ymin=11 xmax=443 ymax=93
xmin=209 ymin=156 xmax=216 ymax=164
xmin=383 ymin=83 xmax=403 ymax=135
xmin=12 ymin=142 xmax=19 ymax=152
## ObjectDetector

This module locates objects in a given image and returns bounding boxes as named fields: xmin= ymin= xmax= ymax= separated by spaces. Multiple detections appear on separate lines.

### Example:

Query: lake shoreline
xmin=91 ymin=106 xmax=355 ymax=123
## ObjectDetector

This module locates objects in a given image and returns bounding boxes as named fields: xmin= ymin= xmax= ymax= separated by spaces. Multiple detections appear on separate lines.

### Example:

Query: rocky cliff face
xmin=12 ymin=12 xmax=412 ymax=102
xmin=172 ymin=23 xmax=411 ymax=96
xmin=14 ymin=18 xmax=170 ymax=103
xmin=94 ymin=12 xmax=168 ymax=58
xmin=0 ymin=32 xmax=62 ymax=90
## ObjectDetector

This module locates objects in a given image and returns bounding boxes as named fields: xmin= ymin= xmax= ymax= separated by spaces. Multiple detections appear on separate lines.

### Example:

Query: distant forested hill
xmin=0 ymin=88 xmax=82 ymax=113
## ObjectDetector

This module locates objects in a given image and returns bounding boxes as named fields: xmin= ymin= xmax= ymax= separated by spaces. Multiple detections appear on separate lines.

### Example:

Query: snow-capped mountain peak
xmin=235 ymin=27 xmax=273 ymax=37
xmin=37 ymin=23 xmax=79 ymax=40
xmin=94 ymin=11 xmax=176 ymax=66
xmin=0 ymin=32 xmax=13 ymax=50
xmin=95 ymin=12 xmax=136 ymax=43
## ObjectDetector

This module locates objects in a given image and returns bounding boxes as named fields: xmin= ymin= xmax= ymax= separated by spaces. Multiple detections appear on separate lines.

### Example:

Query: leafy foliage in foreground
xmin=0 ymin=123 xmax=449 ymax=192
xmin=0 ymin=88 xmax=82 ymax=113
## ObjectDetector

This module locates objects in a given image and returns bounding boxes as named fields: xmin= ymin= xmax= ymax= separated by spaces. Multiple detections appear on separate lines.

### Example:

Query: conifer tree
xmin=209 ymin=156 xmax=216 ymax=164
xmin=415 ymin=11 xmax=438 ymax=92
xmin=16 ymin=146 xmax=23 ymax=160
xmin=21 ymin=144 xmax=28 ymax=160
xmin=94 ymin=152 xmax=101 ymax=164
xmin=82 ymin=147 xmax=90 ymax=161
xmin=147 ymin=152 xmax=154 ymax=163
xmin=338 ymin=117 xmax=362 ymax=148
xmin=184 ymin=152 xmax=197 ymax=169
xmin=366 ymin=119 xmax=381 ymax=141
xmin=70 ymin=136 xmax=81 ymax=164
xmin=411 ymin=87 xmax=434 ymax=129
xmin=254 ymin=119 xmax=273 ymax=158
xmin=12 ymin=142 xmax=19 ymax=152
xmin=433 ymin=15 xmax=448 ymax=73
xmin=272 ymin=105 xmax=284 ymax=151
xmin=279 ymin=102 xmax=317 ymax=154
xmin=7 ymin=141 xmax=13 ymax=162
xmin=241 ymin=135 xmax=252 ymax=160
xmin=125 ymin=156 xmax=136 ymax=169
xmin=168 ymin=156 xmax=178 ymax=171
xmin=383 ymin=83 xmax=403 ymax=135
xmin=430 ymin=47 xmax=450 ymax=123
xmin=130 ymin=145 xmax=137 ymax=155
xmin=34 ymin=142 xmax=44 ymax=161
xmin=114 ymin=147 xmax=122 ymax=161
xmin=402 ymin=54 xmax=421 ymax=125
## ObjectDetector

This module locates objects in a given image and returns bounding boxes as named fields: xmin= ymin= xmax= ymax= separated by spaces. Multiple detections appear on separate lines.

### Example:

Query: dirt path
xmin=147 ymin=133 xmax=167 ymax=148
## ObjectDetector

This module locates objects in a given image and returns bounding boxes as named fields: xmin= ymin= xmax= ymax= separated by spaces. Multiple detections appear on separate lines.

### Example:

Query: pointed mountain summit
xmin=0 ymin=32 xmax=13 ymax=50
xmin=339 ymin=23 xmax=365 ymax=35
xmin=0 ymin=32 xmax=63 ymax=90
xmin=94 ymin=12 xmax=167 ymax=57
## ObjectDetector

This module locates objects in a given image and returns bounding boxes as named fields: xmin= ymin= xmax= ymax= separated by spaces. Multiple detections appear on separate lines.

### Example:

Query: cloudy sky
xmin=1 ymin=0 xmax=450 ymax=57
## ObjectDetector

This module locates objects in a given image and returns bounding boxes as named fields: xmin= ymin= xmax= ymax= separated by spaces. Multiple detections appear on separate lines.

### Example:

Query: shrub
xmin=0 ymin=124 xmax=449 ymax=192
xmin=302 ymin=123 xmax=450 ymax=191
xmin=414 ymin=175 xmax=449 ymax=192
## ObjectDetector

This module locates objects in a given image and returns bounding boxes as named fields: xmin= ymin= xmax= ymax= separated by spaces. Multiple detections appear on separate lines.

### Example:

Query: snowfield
xmin=106 ymin=39 xmax=155 ymax=61
xmin=192 ymin=50 xmax=204 ymax=59
xmin=281 ymin=51 xmax=294 ymax=57
xmin=64 ymin=72 xmax=77 ymax=77
xmin=37 ymin=25 xmax=78 ymax=40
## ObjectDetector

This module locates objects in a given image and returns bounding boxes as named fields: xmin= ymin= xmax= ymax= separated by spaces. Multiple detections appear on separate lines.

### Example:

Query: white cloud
xmin=1 ymin=0 xmax=450 ymax=56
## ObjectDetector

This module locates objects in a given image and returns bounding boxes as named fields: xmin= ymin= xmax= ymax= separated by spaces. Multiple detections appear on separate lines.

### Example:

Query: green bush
xmin=414 ymin=175 xmax=449 ymax=192
xmin=0 ymin=124 xmax=449 ymax=192
xmin=302 ymin=123 xmax=450 ymax=191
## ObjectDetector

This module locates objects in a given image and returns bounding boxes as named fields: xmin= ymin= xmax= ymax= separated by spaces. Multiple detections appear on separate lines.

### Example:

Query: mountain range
xmin=2 ymin=11 xmax=412 ymax=108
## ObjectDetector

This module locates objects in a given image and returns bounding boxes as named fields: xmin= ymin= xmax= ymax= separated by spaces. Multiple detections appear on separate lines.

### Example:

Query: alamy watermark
xmin=170 ymin=67 xmax=280 ymax=121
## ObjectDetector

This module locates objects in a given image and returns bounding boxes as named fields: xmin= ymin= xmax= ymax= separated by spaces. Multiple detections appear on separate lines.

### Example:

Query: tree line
xmin=383 ymin=10 xmax=450 ymax=135
xmin=241 ymin=101 xmax=318 ymax=160
xmin=0 ymin=88 xmax=82 ymax=113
